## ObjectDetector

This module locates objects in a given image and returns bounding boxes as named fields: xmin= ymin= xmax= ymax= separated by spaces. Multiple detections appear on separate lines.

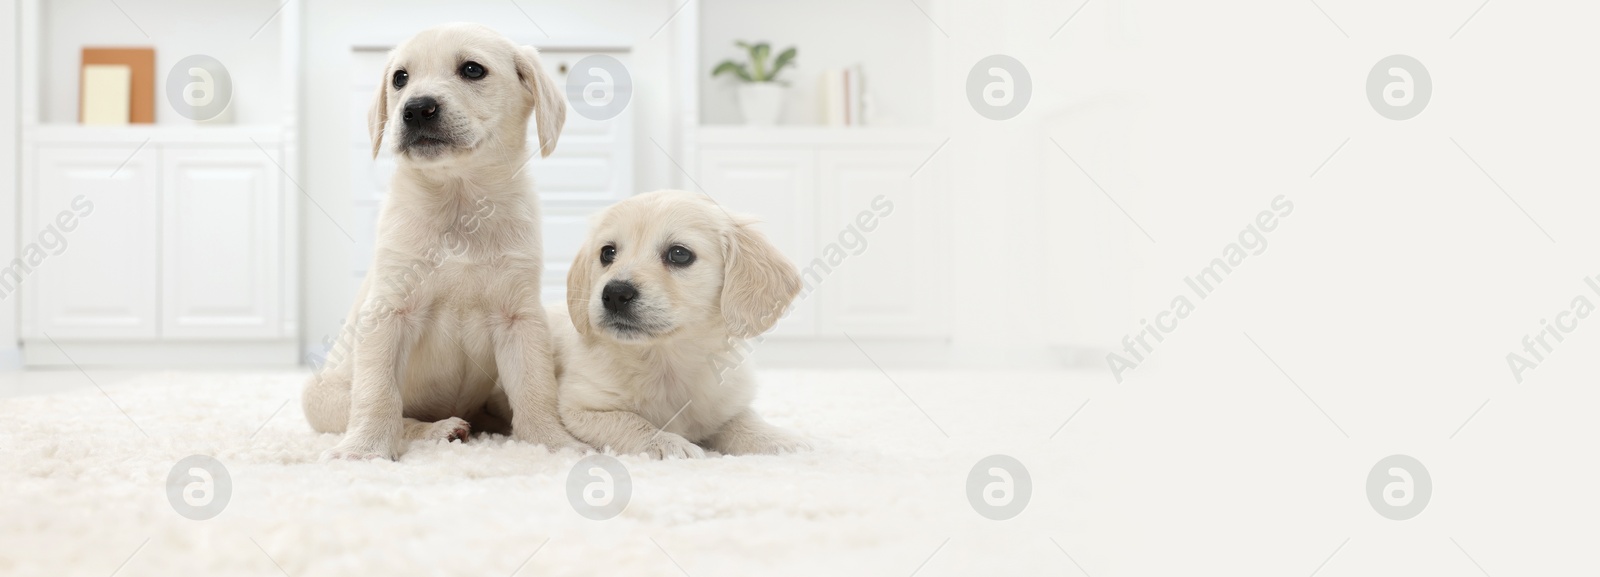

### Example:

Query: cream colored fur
xmin=553 ymin=191 xmax=810 ymax=459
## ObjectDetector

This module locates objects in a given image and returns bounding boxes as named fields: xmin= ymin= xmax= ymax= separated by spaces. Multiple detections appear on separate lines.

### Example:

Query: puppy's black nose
xmin=402 ymin=96 xmax=440 ymax=125
xmin=601 ymin=281 xmax=638 ymax=313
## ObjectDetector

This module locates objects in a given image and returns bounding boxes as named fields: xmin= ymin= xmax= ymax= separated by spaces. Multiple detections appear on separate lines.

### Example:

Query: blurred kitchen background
xmin=4 ymin=0 xmax=1592 ymax=383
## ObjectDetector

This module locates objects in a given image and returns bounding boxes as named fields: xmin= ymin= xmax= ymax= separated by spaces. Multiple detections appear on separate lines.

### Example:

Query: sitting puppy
xmin=302 ymin=23 xmax=587 ymax=460
xmin=552 ymin=190 xmax=811 ymax=459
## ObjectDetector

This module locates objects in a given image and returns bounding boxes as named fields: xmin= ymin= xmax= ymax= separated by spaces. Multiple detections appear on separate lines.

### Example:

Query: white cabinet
xmin=161 ymin=148 xmax=282 ymax=338
xmin=20 ymin=130 xmax=299 ymax=365
xmin=27 ymin=147 xmax=161 ymax=339
xmin=695 ymin=130 xmax=946 ymax=339
xmin=817 ymin=150 xmax=942 ymax=337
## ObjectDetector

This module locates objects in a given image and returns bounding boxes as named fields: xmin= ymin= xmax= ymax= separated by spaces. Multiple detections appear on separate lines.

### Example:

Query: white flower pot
xmin=737 ymin=83 xmax=785 ymax=126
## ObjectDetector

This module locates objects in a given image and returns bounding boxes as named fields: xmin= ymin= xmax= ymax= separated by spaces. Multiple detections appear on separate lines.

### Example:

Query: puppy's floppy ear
xmin=514 ymin=45 xmax=566 ymax=158
xmin=367 ymin=59 xmax=390 ymax=159
xmin=566 ymin=237 xmax=596 ymax=338
xmin=720 ymin=217 xmax=802 ymax=339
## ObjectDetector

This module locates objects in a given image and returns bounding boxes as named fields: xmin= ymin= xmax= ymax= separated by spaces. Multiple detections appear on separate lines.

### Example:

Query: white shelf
xmin=696 ymin=125 xmax=944 ymax=146
xmin=26 ymin=124 xmax=284 ymax=145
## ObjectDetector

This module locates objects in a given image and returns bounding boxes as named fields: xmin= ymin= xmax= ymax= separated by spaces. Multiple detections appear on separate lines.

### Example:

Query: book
xmin=81 ymin=65 xmax=132 ymax=125
xmin=820 ymin=70 xmax=838 ymax=126
xmin=820 ymin=65 xmax=868 ymax=126
xmin=847 ymin=64 xmax=864 ymax=126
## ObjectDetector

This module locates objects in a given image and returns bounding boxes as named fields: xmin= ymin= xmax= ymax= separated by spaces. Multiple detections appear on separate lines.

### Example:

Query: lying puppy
xmin=552 ymin=190 xmax=811 ymax=459
xmin=302 ymin=23 xmax=587 ymax=460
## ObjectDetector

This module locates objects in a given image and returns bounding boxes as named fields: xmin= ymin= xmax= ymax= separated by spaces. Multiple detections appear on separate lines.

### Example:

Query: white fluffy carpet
xmin=0 ymin=369 xmax=1096 ymax=576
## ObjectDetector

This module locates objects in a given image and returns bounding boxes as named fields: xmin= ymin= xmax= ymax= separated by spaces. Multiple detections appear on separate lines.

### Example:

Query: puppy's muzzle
xmin=399 ymin=96 xmax=455 ymax=153
xmin=601 ymin=280 xmax=639 ymax=315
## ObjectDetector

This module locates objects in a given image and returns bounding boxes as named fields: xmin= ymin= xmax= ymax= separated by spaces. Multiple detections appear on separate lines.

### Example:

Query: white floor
xmin=0 ymin=364 xmax=1589 ymax=576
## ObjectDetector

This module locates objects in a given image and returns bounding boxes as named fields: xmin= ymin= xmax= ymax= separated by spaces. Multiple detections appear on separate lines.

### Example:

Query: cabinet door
xmin=697 ymin=148 xmax=817 ymax=337
xmin=161 ymin=147 xmax=282 ymax=338
xmin=817 ymin=149 xmax=943 ymax=337
xmin=26 ymin=147 xmax=160 ymax=339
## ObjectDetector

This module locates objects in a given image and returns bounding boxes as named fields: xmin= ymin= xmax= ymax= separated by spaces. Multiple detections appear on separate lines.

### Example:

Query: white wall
xmin=951 ymin=0 xmax=1600 ymax=380
xmin=0 ymin=0 xmax=20 ymax=366
xmin=698 ymin=0 xmax=939 ymax=126
xmin=298 ymin=0 xmax=686 ymax=359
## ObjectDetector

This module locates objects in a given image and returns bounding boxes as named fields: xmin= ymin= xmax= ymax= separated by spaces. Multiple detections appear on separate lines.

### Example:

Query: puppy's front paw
xmin=548 ymin=438 xmax=594 ymax=454
xmin=420 ymin=417 xmax=471 ymax=443
xmin=638 ymin=433 xmax=707 ymax=460
xmin=715 ymin=427 xmax=812 ymax=456
xmin=519 ymin=427 xmax=594 ymax=454
xmin=760 ymin=432 xmax=813 ymax=455
xmin=322 ymin=434 xmax=399 ymax=461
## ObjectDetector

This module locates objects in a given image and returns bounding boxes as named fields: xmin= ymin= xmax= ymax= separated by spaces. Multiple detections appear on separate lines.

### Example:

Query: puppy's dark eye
xmin=392 ymin=69 xmax=408 ymax=89
xmin=460 ymin=61 xmax=486 ymax=80
xmin=665 ymin=245 xmax=695 ymax=267
xmin=600 ymin=245 xmax=616 ymax=266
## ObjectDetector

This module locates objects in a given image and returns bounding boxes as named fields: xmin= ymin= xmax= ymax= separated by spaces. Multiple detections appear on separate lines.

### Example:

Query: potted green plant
xmin=712 ymin=41 xmax=797 ymax=125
